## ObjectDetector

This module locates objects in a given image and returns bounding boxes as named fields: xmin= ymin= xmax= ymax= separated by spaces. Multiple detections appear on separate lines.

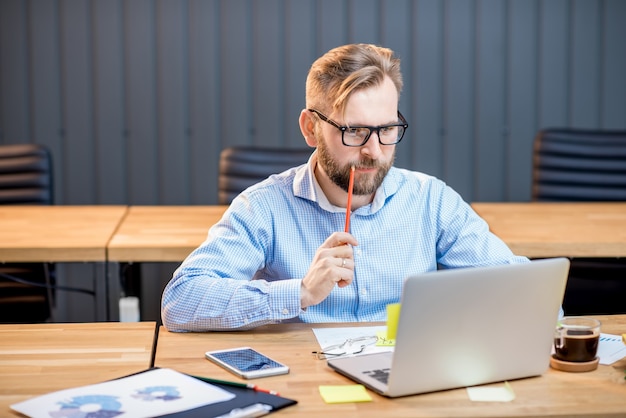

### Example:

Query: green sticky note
xmin=319 ymin=385 xmax=372 ymax=403
xmin=466 ymin=382 xmax=516 ymax=402
xmin=376 ymin=330 xmax=395 ymax=346
xmin=386 ymin=303 xmax=401 ymax=340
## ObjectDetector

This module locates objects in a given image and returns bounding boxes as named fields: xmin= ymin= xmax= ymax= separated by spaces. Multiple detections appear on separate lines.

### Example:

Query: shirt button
xmin=281 ymin=308 xmax=289 ymax=315
xmin=355 ymin=248 xmax=362 ymax=256
xmin=361 ymin=289 xmax=367 ymax=295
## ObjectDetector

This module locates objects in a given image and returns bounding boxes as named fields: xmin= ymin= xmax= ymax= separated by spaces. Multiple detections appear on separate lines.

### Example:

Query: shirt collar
xmin=293 ymin=151 xmax=400 ymax=214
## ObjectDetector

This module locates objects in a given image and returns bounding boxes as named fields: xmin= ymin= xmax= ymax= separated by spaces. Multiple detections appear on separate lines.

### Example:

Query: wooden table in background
xmin=0 ymin=321 xmax=156 ymax=416
xmin=154 ymin=316 xmax=626 ymax=417
xmin=0 ymin=206 xmax=129 ymax=320
xmin=0 ymin=206 xmax=127 ymax=262
xmin=471 ymin=202 xmax=626 ymax=258
xmin=107 ymin=205 xmax=228 ymax=262
xmin=105 ymin=206 xmax=228 ymax=321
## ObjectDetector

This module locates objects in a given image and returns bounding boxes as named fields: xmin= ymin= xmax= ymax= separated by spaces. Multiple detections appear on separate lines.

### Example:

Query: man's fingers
xmin=321 ymin=232 xmax=358 ymax=249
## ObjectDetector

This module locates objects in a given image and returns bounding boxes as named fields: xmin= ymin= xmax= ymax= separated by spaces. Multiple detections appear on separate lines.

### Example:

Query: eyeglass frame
xmin=308 ymin=108 xmax=409 ymax=147
xmin=312 ymin=335 xmax=378 ymax=360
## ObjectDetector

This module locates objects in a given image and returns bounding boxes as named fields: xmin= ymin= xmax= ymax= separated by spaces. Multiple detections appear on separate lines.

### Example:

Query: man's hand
xmin=300 ymin=232 xmax=358 ymax=308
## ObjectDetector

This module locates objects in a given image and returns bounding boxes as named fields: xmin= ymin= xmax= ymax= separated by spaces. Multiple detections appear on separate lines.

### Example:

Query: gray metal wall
xmin=2 ymin=0 xmax=625 ymax=205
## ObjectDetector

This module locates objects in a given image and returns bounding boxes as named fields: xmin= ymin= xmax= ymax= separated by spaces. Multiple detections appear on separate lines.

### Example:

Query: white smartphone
xmin=204 ymin=346 xmax=289 ymax=379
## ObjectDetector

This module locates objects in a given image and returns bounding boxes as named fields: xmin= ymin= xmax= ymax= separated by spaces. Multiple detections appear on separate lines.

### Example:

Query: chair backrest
xmin=218 ymin=146 xmax=312 ymax=205
xmin=0 ymin=144 xmax=54 ymax=323
xmin=532 ymin=128 xmax=626 ymax=201
xmin=0 ymin=144 xmax=53 ymax=205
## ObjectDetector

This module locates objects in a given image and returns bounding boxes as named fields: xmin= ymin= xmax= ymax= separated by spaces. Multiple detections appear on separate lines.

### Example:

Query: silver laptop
xmin=327 ymin=257 xmax=570 ymax=397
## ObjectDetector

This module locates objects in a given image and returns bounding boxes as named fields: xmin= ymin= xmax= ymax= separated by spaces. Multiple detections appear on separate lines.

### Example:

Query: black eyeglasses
xmin=308 ymin=109 xmax=408 ymax=147
xmin=312 ymin=336 xmax=378 ymax=360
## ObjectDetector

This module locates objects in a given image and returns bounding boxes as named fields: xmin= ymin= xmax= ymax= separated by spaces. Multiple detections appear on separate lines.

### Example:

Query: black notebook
xmin=134 ymin=368 xmax=298 ymax=417
xmin=163 ymin=378 xmax=297 ymax=417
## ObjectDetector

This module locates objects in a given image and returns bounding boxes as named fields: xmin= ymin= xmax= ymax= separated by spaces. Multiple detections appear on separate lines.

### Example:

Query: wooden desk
xmin=0 ymin=321 xmax=156 ymax=416
xmin=0 ymin=206 xmax=129 ymax=320
xmin=107 ymin=205 xmax=228 ymax=262
xmin=0 ymin=206 xmax=128 ymax=262
xmin=154 ymin=316 xmax=626 ymax=417
xmin=471 ymin=202 xmax=626 ymax=258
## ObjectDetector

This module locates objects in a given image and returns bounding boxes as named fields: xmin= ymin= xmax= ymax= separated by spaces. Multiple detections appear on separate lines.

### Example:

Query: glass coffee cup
xmin=554 ymin=317 xmax=601 ymax=363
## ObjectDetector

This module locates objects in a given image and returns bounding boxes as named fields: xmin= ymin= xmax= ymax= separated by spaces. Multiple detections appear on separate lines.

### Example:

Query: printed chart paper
xmin=11 ymin=368 xmax=235 ymax=418
xmin=598 ymin=333 xmax=626 ymax=365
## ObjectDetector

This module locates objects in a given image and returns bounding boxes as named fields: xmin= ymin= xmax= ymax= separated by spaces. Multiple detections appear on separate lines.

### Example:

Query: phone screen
xmin=210 ymin=348 xmax=284 ymax=372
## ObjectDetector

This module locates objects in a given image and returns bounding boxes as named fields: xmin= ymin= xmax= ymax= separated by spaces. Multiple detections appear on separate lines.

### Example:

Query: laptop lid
xmin=327 ymin=258 xmax=570 ymax=397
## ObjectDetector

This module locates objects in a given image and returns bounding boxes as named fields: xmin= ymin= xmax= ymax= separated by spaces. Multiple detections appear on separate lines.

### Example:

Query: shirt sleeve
xmin=161 ymin=199 xmax=303 ymax=332
xmin=431 ymin=185 xmax=565 ymax=318
xmin=434 ymin=184 xmax=529 ymax=268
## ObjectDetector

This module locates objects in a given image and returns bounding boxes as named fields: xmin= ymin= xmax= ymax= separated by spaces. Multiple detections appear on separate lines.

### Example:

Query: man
xmin=161 ymin=43 xmax=527 ymax=332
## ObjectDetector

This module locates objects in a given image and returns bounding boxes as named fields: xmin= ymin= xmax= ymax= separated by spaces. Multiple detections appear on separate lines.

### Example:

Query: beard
xmin=316 ymin=136 xmax=395 ymax=195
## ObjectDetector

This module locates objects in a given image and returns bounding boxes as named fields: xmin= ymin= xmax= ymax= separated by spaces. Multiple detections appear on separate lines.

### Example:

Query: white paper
xmin=11 ymin=368 xmax=235 ymax=418
xmin=312 ymin=326 xmax=394 ymax=357
xmin=598 ymin=333 xmax=626 ymax=365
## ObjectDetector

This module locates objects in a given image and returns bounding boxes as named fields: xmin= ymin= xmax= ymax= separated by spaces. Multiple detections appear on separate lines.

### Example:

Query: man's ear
xmin=299 ymin=110 xmax=318 ymax=147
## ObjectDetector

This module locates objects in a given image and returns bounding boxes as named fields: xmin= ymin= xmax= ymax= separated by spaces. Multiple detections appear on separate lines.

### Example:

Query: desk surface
xmin=155 ymin=316 xmax=626 ymax=417
xmin=0 ymin=205 xmax=128 ymax=262
xmin=472 ymin=202 xmax=626 ymax=258
xmin=107 ymin=205 xmax=228 ymax=262
xmin=0 ymin=321 xmax=156 ymax=415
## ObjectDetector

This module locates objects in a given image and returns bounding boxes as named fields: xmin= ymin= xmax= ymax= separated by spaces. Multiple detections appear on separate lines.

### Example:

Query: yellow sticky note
xmin=319 ymin=385 xmax=372 ymax=403
xmin=386 ymin=303 xmax=401 ymax=340
xmin=466 ymin=382 xmax=516 ymax=402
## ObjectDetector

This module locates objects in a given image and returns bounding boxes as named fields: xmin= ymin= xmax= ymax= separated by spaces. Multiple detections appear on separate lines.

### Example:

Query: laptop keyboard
xmin=363 ymin=368 xmax=390 ymax=384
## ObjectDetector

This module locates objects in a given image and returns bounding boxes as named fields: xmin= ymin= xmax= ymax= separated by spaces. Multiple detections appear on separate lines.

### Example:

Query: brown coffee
xmin=554 ymin=330 xmax=599 ymax=362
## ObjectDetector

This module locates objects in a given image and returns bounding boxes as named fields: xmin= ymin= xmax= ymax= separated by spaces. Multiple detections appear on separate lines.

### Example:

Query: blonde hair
xmin=305 ymin=44 xmax=403 ymax=117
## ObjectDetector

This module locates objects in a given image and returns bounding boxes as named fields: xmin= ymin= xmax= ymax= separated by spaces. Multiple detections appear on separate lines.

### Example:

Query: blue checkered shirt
xmin=161 ymin=155 xmax=529 ymax=331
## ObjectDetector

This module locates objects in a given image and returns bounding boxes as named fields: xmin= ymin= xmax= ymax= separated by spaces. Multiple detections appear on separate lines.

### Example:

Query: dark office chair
xmin=218 ymin=146 xmax=312 ymax=205
xmin=532 ymin=128 xmax=626 ymax=201
xmin=532 ymin=128 xmax=626 ymax=315
xmin=0 ymin=143 xmax=55 ymax=323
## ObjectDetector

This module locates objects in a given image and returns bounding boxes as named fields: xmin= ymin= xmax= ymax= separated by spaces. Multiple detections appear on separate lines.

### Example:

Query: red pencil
xmin=251 ymin=385 xmax=280 ymax=396
xmin=190 ymin=374 xmax=280 ymax=396
xmin=345 ymin=165 xmax=355 ymax=233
